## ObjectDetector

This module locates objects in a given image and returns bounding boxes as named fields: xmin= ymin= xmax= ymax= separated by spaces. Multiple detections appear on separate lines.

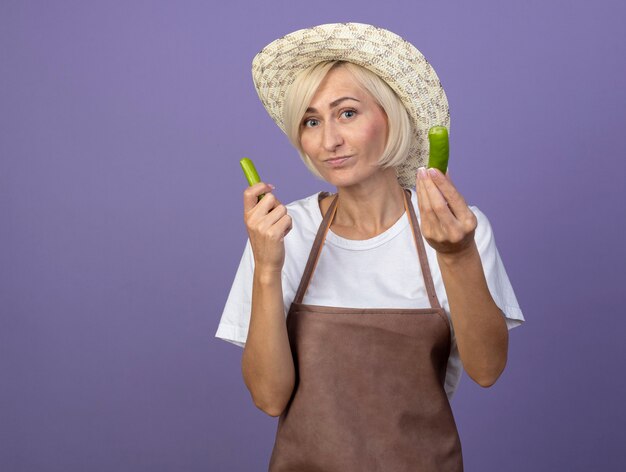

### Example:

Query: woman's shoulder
xmin=285 ymin=191 xmax=329 ymax=219
xmin=282 ymin=191 xmax=329 ymax=241
xmin=280 ymin=192 xmax=329 ymax=269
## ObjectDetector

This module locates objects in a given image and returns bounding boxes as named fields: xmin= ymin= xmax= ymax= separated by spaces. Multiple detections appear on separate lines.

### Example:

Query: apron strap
xmin=293 ymin=189 xmax=441 ymax=309
xmin=292 ymin=192 xmax=339 ymax=305
xmin=403 ymin=189 xmax=442 ymax=309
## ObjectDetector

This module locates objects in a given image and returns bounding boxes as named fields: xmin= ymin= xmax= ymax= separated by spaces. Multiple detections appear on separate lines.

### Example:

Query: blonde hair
xmin=283 ymin=61 xmax=415 ymax=181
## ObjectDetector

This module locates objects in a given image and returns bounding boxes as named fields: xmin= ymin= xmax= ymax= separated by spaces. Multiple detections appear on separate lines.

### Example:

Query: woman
xmin=216 ymin=23 xmax=524 ymax=471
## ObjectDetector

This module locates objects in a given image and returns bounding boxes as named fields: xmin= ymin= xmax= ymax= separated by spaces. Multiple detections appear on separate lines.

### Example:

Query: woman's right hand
xmin=243 ymin=182 xmax=293 ymax=273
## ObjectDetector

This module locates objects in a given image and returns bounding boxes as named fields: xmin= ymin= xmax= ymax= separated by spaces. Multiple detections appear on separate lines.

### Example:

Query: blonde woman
xmin=216 ymin=23 xmax=524 ymax=471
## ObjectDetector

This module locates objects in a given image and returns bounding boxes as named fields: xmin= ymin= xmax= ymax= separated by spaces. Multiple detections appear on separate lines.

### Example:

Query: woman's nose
xmin=322 ymin=122 xmax=344 ymax=151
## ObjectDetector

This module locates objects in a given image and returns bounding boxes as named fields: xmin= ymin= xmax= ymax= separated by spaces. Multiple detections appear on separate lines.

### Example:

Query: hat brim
xmin=252 ymin=23 xmax=449 ymax=189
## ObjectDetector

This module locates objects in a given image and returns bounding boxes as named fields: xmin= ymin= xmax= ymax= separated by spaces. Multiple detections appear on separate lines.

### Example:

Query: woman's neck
xmin=331 ymin=169 xmax=407 ymax=239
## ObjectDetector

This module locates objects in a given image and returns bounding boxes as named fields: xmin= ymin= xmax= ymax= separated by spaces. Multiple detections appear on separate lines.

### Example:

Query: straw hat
xmin=251 ymin=22 xmax=449 ymax=189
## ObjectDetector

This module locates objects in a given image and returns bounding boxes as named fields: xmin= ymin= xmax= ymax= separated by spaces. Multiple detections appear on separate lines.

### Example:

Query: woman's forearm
xmin=241 ymin=267 xmax=295 ymax=417
xmin=437 ymin=241 xmax=509 ymax=387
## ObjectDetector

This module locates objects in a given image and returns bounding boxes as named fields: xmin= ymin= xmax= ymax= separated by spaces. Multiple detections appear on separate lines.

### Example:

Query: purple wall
xmin=2 ymin=1 xmax=625 ymax=470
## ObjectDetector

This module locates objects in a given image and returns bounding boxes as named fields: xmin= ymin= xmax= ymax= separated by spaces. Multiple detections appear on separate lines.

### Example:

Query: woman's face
xmin=299 ymin=66 xmax=388 ymax=188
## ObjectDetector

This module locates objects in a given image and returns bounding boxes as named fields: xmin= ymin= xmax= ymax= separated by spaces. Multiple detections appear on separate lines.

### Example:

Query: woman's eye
xmin=342 ymin=110 xmax=356 ymax=119
xmin=303 ymin=118 xmax=319 ymax=128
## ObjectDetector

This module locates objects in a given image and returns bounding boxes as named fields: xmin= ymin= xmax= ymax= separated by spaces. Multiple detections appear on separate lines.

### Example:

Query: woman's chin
xmin=322 ymin=174 xmax=362 ymax=189
xmin=322 ymin=169 xmax=390 ymax=191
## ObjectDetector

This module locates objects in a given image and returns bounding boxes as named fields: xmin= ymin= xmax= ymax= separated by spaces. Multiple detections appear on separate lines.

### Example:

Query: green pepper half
xmin=427 ymin=126 xmax=449 ymax=175
xmin=240 ymin=157 xmax=265 ymax=200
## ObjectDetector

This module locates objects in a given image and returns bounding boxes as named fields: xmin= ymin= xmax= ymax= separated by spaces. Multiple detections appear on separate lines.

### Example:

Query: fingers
xmin=277 ymin=214 xmax=293 ymax=241
xmin=417 ymin=167 xmax=457 ymax=229
xmin=416 ymin=167 xmax=478 ymax=246
xmin=428 ymin=168 xmax=477 ymax=233
xmin=422 ymin=168 xmax=474 ymax=219
xmin=243 ymin=182 xmax=275 ymax=213
xmin=427 ymin=168 xmax=468 ymax=218
xmin=261 ymin=201 xmax=289 ymax=229
xmin=257 ymin=202 xmax=293 ymax=240
xmin=243 ymin=183 xmax=292 ymax=240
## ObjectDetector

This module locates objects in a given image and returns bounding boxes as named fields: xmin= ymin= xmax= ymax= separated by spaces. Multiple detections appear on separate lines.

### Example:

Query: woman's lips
xmin=325 ymin=156 xmax=351 ymax=167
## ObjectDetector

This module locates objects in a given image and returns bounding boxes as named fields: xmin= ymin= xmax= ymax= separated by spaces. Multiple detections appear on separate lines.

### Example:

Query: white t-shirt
xmin=215 ymin=188 xmax=525 ymax=400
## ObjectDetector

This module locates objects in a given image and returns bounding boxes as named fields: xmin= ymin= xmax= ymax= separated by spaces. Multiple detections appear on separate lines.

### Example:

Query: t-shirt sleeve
xmin=471 ymin=206 xmax=525 ymax=330
xmin=214 ymin=239 xmax=255 ymax=348
xmin=213 ymin=196 xmax=312 ymax=349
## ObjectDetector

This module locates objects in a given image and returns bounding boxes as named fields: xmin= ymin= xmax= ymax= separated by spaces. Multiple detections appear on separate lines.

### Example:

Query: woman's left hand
xmin=415 ymin=167 xmax=478 ymax=257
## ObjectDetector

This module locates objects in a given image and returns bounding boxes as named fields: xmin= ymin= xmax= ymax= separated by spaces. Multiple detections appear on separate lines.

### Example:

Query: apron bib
xmin=268 ymin=189 xmax=463 ymax=471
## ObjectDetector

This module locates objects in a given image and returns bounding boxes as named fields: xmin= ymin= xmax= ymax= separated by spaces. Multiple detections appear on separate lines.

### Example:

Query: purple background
xmin=2 ymin=1 xmax=625 ymax=470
